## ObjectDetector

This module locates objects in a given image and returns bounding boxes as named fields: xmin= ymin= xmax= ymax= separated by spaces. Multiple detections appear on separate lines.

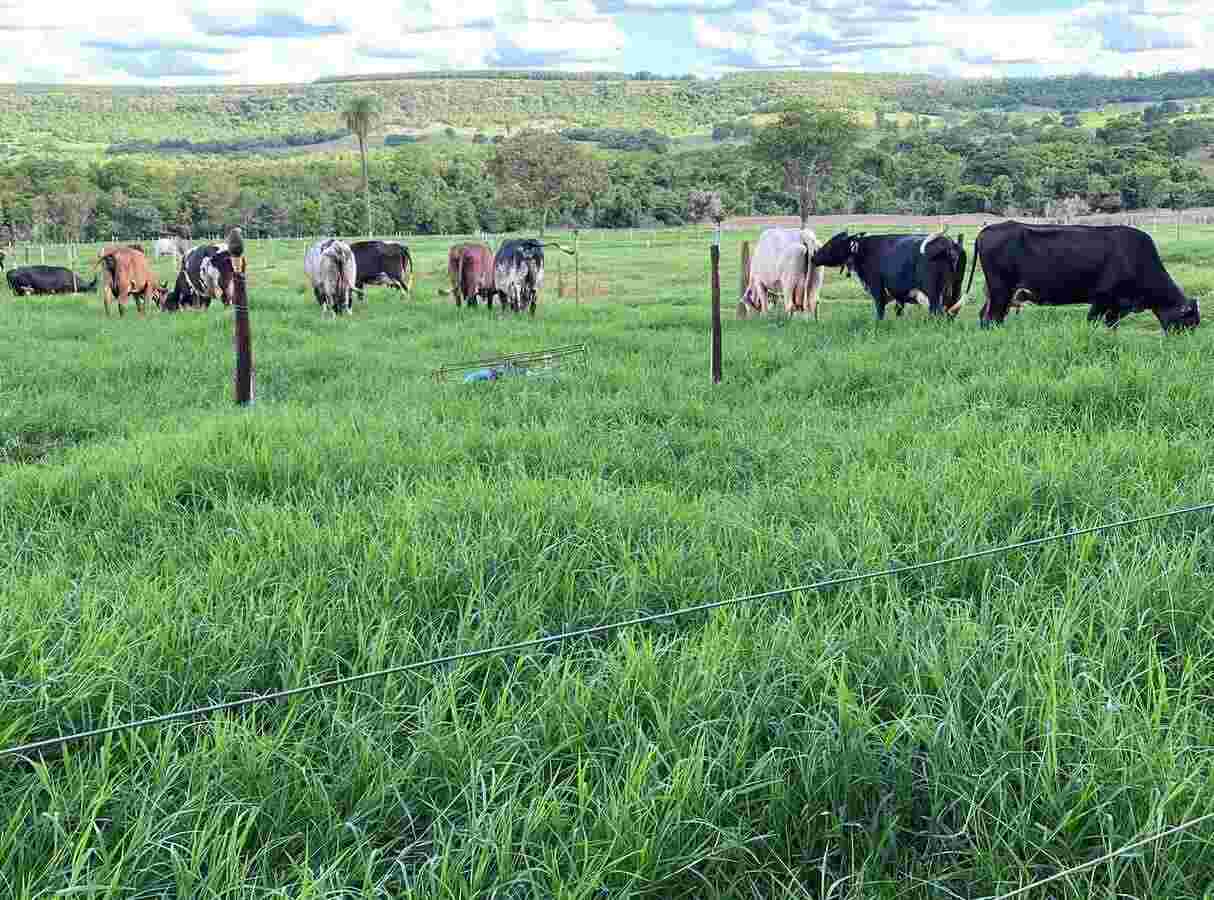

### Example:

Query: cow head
xmin=1157 ymin=298 xmax=1200 ymax=332
xmin=208 ymin=251 xmax=244 ymax=306
xmin=811 ymin=230 xmax=863 ymax=277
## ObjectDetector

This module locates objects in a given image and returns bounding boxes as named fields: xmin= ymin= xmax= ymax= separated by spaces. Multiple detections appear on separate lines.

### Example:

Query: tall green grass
xmin=3 ymin=226 xmax=1214 ymax=897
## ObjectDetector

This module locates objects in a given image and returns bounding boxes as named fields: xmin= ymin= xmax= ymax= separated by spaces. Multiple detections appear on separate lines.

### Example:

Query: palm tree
xmin=343 ymin=95 xmax=382 ymax=237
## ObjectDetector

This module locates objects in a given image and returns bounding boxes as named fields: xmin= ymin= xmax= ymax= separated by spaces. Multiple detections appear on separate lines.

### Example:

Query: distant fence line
xmin=6 ymin=212 xmax=1214 ymax=270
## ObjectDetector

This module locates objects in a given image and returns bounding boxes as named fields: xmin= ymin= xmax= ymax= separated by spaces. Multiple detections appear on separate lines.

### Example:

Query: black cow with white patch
xmin=493 ymin=239 xmax=545 ymax=316
xmin=6 ymin=265 xmax=98 ymax=296
xmin=350 ymin=240 xmax=412 ymax=298
xmin=160 ymin=243 xmax=241 ymax=311
xmin=966 ymin=221 xmax=1199 ymax=332
xmin=811 ymin=230 xmax=967 ymax=320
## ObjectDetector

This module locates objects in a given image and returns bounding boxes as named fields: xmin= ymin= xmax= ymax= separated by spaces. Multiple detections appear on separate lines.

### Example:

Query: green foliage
xmin=751 ymin=102 xmax=862 ymax=222
xmin=107 ymin=130 xmax=350 ymax=156
xmin=562 ymin=127 xmax=671 ymax=153
xmin=488 ymin=131 xmax=609 ymax=234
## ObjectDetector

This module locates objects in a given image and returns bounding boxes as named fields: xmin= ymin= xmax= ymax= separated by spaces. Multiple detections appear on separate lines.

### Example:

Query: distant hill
xmin=3 ymin=68 xmax=1213 ymax=160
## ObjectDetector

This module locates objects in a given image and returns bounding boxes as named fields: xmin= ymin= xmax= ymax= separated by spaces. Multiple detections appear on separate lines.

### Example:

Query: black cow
xmin=6 ymin=265 xmax=98 ymax=296
xmin=493 ymin=239 xmax=546 ymax=315
xmin=350 ymin=240 xmax=412 ymax=298
xmin=966 ymin=221 xmax=1199 ymax=332
xmin=160 ymin=243 xmax=241 ymax=311
xmin=811 ymin=231 xmax=967 ymax=320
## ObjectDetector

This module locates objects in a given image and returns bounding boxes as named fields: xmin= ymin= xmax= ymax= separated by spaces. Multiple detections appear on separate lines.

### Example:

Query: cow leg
xmin=979 ymin=276 xmax=1014 ymax=328
xmin=874 ymin=298 xmax=887 ymax=321
xmin=1087 ymin=304 xmax=1104 ymax=323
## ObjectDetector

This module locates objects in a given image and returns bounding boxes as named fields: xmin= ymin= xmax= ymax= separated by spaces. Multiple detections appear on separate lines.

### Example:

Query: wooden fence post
xmin=228 ymin=229 xmax=254 ymax=406
xmin=574 ymin=229 xmax=580 ymax=305
xmin=710 ymin=233 xmax=722 ymax=385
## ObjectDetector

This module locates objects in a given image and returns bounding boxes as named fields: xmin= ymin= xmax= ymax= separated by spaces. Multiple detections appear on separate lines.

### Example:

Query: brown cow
xmin=448 ymin=242 xmax=496 ymax=308
xmin=95 ymin=245 xmax=166 ymax=317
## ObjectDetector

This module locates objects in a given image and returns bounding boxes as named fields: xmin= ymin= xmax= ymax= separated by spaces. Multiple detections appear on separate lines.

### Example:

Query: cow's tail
xmin=456 ymin=251 xmax=467 ymax=305
xmin=959 ymin=227 xmax=982 ymax=305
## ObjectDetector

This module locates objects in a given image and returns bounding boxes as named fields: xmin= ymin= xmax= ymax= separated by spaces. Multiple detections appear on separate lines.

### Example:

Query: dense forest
xmin=2 ymin=99 xmax=1210 ymax=243
xmin=2 ymin=67 xmax=1213 ymax=242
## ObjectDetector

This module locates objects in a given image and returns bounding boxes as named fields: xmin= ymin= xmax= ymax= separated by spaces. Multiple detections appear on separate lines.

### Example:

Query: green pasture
xmin=4 ymin=225 xmax=1214 ymax=898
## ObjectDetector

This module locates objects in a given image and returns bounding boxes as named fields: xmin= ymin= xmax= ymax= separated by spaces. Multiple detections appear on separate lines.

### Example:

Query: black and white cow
xmin=160 ymin=243 xmax=240 ymax=311
xmin=966 ymin=221 xmax=1199 ymax=332
xmin=349 ymin=240 xmax=413 ymax=298
xmin=493 ymin=239 xmax=545 ymax=316
xmin=811 ymin=231 xmax=967 ymax=320
xmin=6 ymin=265 xmax=98 ymax=296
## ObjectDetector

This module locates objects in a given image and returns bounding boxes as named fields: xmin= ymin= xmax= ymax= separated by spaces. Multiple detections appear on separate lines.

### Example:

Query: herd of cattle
xmin=0 ymin=220 xmax=1202 ymax=331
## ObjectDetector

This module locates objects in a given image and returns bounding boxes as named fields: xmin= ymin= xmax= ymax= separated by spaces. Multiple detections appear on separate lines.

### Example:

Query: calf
xmin=350 ymin=240 xmax=412 ymax=298
xmin=304 ymin=238 xmax=357 ymax=316
xmin=6 ymin=265 xmax=98 ymax=296
xmin=95 ymin=245 xmax=166 ymax=317
xmin=811 ymin=230 xmax=967 ymax=320
xmin=493 ymin=239 xmax=545 ymax=316
xmin=448 ymin=242 xmax=496 ymax=307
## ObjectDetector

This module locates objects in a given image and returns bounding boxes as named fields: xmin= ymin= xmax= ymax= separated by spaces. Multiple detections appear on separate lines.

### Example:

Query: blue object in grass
xmin=464 ymin=367 xmax=499 ymax=382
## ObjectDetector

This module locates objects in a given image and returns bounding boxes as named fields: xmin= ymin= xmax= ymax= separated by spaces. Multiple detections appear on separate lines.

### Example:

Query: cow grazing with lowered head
xmin=965 ymin=221 xmax=1199 ymax=332
xmin=349 ymin=240 xmax=413 ymax=299
xmin=6 ymin=265 xmax=98 ymax=296
xmin=448 ymin=242 xmax=496 ymax=308
xmin=160 ymin=242 xmax=244 ymax=312
xmin=811 ymin=230 xmax=967 ymax=321
xmin=95 ymin=245 xmax=166 ymax=317
xmin=493 ymin=239 xmax=545 ymax=315
xmin=304 ymin=238 xmax=357 ymax=316
xmin=739 ymin=227 xmax=825 ymax=319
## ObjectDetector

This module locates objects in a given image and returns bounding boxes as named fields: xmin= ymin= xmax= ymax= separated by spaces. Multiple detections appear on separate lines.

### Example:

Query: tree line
xmin=2 ymin=101 xmax=1212 ymax=244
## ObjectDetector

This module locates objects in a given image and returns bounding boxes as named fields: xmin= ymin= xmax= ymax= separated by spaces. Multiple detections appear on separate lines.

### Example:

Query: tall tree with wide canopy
xmin=750 ymin=102 xmax=861 ymax=225
xmin=488 ymin=131 xmax=608 ymax=235
xmin=343 ymin=95 xmax=382 ymax=236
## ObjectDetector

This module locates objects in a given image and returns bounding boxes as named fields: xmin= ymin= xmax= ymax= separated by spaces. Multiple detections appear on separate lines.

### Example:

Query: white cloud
xmin=0 ymin=0 xmax=1210 ymax=83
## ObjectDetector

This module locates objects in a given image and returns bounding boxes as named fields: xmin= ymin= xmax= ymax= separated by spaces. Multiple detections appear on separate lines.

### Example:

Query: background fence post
xmin=738 ymin=240 xmax=750 ymax=320
xmin=574 ymin=229 xmax=580 ymax=305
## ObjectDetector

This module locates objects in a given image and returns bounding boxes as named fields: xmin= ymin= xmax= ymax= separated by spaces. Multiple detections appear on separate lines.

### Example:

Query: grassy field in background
xmin=4 ymin=225 xmax=1214 ymax=897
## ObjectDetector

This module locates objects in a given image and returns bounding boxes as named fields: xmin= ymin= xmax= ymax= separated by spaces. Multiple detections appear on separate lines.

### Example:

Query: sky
xmin=0 ymin=0 xmax=1210 ymax=84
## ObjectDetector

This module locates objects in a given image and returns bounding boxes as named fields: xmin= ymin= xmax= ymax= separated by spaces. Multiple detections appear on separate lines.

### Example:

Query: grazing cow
xmin=739 ymin=227 xmax=825 ymax=318
xmin=965 ymin=221 xmax=1199 ymax=332
xmin=493 ymin=239 xmax=545 ymax=315
xmin=304 ymin=238 xmax=357 ymax=316
xmin=448 ymin=242 xmax=496 ymax=307
xmin=6 ymin=265 xmax=98 ymax=296
xmin=811 ymin=230 xmax=967 ymax=321
xmin=160 ymin=242 xmax=244 ymax=312
xmin=95 ymin=245 xmax=166 ymax=317
xmin=349 ymin=240 xmax=413 ymax=298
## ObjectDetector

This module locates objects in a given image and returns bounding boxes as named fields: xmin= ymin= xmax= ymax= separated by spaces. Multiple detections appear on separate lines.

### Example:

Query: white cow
xmin=304 ymin=239 xmax=357 ymax=316
xmin=154 ymin=237 xmax=189 ymax=260
xmin=739 ymin=227 xmax=825 ymax=319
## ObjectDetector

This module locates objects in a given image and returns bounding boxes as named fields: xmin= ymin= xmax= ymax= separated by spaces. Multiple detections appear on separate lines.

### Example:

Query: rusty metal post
xmin=228 ymin=229 xmax=254 ymax=406
xmin=711 ymin=240 xmax=722 ymax=385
